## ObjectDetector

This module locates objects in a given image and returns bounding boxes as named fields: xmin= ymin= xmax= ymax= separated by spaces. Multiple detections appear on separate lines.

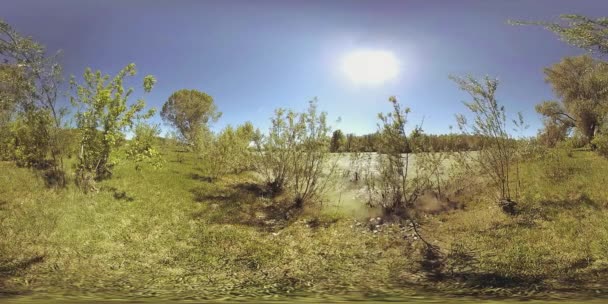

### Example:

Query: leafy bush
xmin=126 ymin=123 xmax=164 ymax=171
xmin=200 ymin=122 xmax=255 ymax=178
xmin=451 ymin=75 xmax=524 ymax=203
xmin=542 ymin=147 xmax=575 ymax=181
xmin=253 ymin=99 xmax=336 ymax=207
xmin=592 ymin=133 xmax=608 ymax=158
xmin=6 ymin=110 xmax=53 ymax=168
xmin=565 ymin=134 xmax=589 ymax=150
xmin=1 ymin=20 xmax=67 ymax=184
xmin=362 ymin=97 xmax=441 ymax=219
xmin=70 ymin=63 xmax=156 ymax=190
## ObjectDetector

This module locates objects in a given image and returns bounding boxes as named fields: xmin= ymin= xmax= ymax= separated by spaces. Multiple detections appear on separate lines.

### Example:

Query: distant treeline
xmin=330 ymin=130 xmax=489 ymax=153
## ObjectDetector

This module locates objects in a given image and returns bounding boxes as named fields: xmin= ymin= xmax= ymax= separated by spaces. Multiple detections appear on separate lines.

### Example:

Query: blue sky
xmin=4 ymin=0 xmax=608 ymax=136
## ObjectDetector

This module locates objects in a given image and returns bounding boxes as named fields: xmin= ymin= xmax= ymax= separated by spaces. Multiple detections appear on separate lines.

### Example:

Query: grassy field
xmin=2 ymin=146 xmax=608 ymax=302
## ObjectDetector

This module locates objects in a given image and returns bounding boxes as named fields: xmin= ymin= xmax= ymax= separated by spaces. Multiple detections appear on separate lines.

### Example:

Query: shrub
xmin=542 ymin=147 xmax=575 ymax=181
xmin=200 ymin=122 xmax=255 ymax=178
xmin=362 ymin=97 xmax=441 ymax=220
xmin=451 ymin=75 xmax=524 ymax=204
xmin=1 ymin=20 xmax=67 ymax=185
xmin=592 ymin=133 xmax=608 ymax=158
xmin=126 ymin=123 xmax=164 ymax=171
xmin=7 ymin=110 xmax=53 ymax=168
xmin=253 ymin=99 xmax=336 ymax=208
xmin=70 ymin=63 xmax=156 ymax=190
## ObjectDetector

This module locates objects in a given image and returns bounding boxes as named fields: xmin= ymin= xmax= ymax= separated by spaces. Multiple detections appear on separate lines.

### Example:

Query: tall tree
xmin=511 ymin=15 xmax=608 ymax=56
xmin=160 ymin=89 xmax=221 ymax=149
xmin=537 ymin=56 xmax=608 ymax=143
xmin=330 ymin=129 xmax=345 ymax=152
xmin=0 ymin=19 xmax=65 ymax=183
xmin=0 ymin=64 xmax=30 ymax=161
xmin=345 ymin=133 xmax=355 ymax=152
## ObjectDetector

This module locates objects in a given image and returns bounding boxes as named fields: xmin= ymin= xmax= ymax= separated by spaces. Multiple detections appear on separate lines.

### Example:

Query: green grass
xmin=0 ymin=148 xmax=416 ymax=300
xmin=427 ymin=151 xmax=608 ymax=291
xmin=2 ymin=148 xmax=608 ymax=302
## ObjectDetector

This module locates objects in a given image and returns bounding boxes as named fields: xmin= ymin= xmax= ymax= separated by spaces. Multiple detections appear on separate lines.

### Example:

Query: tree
xmin=511 ymin=15 xmax=608 ymax=56
xmin=345 ymin=133 xmax=355 ymax=152
xmin=330 ymin=129 xmax=345 ymax=152
xmin=70 ymin=63 xmax=156 ymax=190
xmin=537 ymin=56 xmax=608 ymax=144
xmin=537 ymin=118 xmax=572 ymax=148
xmin=160 ymin=89 xmax=221 ymax=149
xmin=451 ymin=75 xmax=523 ymax=211
xmin=0 ymin=19 xmax=65 ymax=184
xmin=0 ymin=64 xmax=29 ymax=160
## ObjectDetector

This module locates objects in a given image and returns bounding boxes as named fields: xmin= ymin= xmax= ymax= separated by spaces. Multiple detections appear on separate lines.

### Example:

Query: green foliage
xmin=592 ymin=133 xmax=608 ymax=158
xmin=70 ymin=63 xmax=156 ymax=189
xmin=253 ymin=99 xmax=336 ymax=207
xmin=451 ymin=75 xmax=523 ymax=202
xmin=330 ymin=129 xmax=345 ymax=152
xmin=160 ymin=89 xmax=221 ymax=149
xmin=7 ymin=109 xmax=53 ymax=167
xmin=0 ymin=19 xmax=66 ymax=184
xmin=0 ymin=64 xmax=31 ymax=161
xmin=512 ymin=14 xmax=608 ymax=55
xmin=126 ymin=123 xmax=164 ymax=171
xmin=537 ymin=56 xmax=608 ymax=145
xmin=335 ymin=131 xmax=489 ymax=153
xmin=541 ymin=146 xmax=576 ymax=182
xmin=201 ymin=122 xmax=255 ymax=177
xmin=363 ymin=97 xmax=443 ymax=224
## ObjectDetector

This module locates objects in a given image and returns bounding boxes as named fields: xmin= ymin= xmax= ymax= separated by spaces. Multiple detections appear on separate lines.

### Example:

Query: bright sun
xmin=341 ymin=49 xmax=399 ymax=86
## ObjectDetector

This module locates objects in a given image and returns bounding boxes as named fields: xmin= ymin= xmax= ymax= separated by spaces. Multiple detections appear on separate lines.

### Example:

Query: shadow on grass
xmin=188 ymin=173 xmax=215 ymax=183
xmin=452 ymin=272 xmax=545 ymax=289
xmin=516 ymin=193 xmax=604 ymax=222
xmin=538 ymin=193 xmax=601 ymax=210
xmin=190 ymin=181 xmax=299 ymax=231
xmin=100 ymin=186 xmax=135 ymax=202
xmin=0 ymin=255 xmax=45 ymax=297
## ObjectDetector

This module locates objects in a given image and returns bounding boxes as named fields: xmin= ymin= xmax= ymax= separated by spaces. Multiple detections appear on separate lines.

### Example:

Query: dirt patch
xmin=415 ymin=190 xmax=465 ymax=215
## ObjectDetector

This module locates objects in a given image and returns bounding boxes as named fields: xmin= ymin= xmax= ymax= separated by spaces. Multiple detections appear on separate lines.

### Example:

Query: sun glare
xmin=341 ymin=49 xmax=399 ymax=86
